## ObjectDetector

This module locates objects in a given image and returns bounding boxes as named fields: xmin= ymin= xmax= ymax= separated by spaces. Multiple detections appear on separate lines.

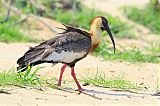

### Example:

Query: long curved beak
xmin=104 ymin=24 xmax=116 ymax=53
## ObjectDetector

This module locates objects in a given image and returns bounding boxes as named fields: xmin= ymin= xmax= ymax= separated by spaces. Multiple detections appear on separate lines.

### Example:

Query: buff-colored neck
xmin=89 ymin=18 xmax=102 ymax=52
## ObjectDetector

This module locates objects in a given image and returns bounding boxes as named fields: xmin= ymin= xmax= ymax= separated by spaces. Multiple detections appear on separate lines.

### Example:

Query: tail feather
xmin=17 ymin=65 xmax=27 ymax=72
xmin=17 ymin=61 xmax=45 ymax=72
xmin=17 ymin=56 xmax=25 ymax=66
xmin=17 ymin=47 xmax=45 ymax=72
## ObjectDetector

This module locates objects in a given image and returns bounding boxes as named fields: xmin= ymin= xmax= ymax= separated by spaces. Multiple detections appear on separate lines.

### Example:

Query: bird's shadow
xmin=63 ymin=87 xmax=134 ymax=98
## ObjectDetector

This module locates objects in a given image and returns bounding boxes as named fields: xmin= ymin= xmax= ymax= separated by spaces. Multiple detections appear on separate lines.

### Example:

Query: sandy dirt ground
xmin=0 ymin=42 xmax=159 ymax=106
xmin=0 ymin=86 xmax=159 ymax=106
xmin=0 ymin=0 xmax=160 ymax=105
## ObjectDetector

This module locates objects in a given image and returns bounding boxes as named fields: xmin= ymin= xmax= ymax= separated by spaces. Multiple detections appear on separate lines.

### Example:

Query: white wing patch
xmin=43 ymin=51 xmax=86 ymax=63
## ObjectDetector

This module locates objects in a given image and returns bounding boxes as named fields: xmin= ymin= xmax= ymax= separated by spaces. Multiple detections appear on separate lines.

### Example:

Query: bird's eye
xmin=101 ymin=27 xmax=104 ymax=30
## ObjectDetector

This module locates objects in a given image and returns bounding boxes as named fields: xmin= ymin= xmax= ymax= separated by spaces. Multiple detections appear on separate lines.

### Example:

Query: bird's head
xmin=90 ymin=16 xmax=116 ymax=53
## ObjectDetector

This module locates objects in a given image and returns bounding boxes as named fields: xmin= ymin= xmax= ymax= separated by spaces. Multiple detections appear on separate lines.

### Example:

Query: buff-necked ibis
xmin=17 ymin=16 xmax=116 ymax=91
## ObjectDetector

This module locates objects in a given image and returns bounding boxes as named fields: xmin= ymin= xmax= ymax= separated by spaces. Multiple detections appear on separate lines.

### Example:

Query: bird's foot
xmin=77 ymin=89 xmax=102 ymax=100
xmin=57 ymin=83 xmax=61 ymax=87
xmin=75 ymin=88 xmax=84 ymax=93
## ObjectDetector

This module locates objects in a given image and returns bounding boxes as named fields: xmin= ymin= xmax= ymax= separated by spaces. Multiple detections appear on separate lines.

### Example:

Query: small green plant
xmin=0 ymin=69 xmax=19 ymax=86
xmin=124 ymin=6 xmax=160 ymax=34
xmin=17 ymin=66 xmax=42 ymax=86
xmin=157 ymin=78 xmax=160 ymax=91
xmin=147 ymin=43 xmax=160 ymax=55
xmin=81 ymin=72 xmax=141 ymax=90
xmin=94 ymin=43 xmax=160 ymax=63
xmin=0 ymin=66 xmax=43 ymax=87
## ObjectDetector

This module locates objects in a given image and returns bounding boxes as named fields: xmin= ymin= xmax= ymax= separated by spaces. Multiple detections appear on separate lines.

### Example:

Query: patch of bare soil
xmin=0 ymin=86 xmax=159 ymax=106
xmin=0 ymin=42 xmax=159 ymax=105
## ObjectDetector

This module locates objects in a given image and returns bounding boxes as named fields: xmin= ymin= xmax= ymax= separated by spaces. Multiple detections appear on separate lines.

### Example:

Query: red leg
xmin=71 ymin=67 xmax=82 ymax=91
xmin=57 ymin=64 xmax=67 ymax=86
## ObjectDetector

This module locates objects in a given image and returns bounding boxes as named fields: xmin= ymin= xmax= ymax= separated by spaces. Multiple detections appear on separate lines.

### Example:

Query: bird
xmin=17 ymin=16 xmax=116 ymax=91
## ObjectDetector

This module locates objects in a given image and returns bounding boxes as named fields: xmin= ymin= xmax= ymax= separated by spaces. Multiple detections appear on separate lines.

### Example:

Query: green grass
xmin=0 ymin=6 xmax=135 ymax=43
xmin=147 ymin=42 xmax=160 ymax=55
xmin=157 ymin=78 xmax=160 ymax=91
xmin=0 ymin=66 xmax=59 ymax=90
xmin=0 ymin=67 xmax=141 ymax=91
xmin=158 ymin=82 xmax=160 ymax=91
xmin=12 ymin=0 xmax=134 ymax=39
xmin=0 ymin=17 xmax=35 ymax=43
xmin=0 ymin=1 xmax=136 ymax=41
xmin=124 ymin=6 xmax=160 ymax=34
xmin=0 ymin=66 xmax=43 ymax=87
xmin=82 ymin=72 xmax=141 ymax=90
xmin=93 ymin=43 xmax=160 ymax=63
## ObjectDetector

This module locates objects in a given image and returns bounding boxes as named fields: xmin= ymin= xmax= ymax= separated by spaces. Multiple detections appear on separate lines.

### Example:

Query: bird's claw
xmin=75 ymin=89 xmax=85 ymax=94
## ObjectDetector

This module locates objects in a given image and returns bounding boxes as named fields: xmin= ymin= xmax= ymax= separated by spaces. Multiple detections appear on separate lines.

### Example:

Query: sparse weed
xmin=0 ymin=16 xmax=35 ymax=43
xmin=94 ymin=43 xmax=160 ymax=63
xmin=81 ymin=72 xmax=141 ymax=90
xmin=0 ymin=66 xmax=43 ymax=87
xmin=157 ymin=79 xmax=160 ymax=91
xmin=124 ymin=6 xmax=160 ymax=34
xmin=12 ymin=0 xmax=134 ymax=39
xmin=147 ymin=43 xmax=160 ymax=55
xmin=0 ymin=67 xmax=142 ymax=91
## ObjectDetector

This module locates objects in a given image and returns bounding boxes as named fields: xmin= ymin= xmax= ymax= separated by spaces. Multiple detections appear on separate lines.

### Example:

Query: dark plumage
xmin=17 ymin=25 xmax=91 ymax=71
